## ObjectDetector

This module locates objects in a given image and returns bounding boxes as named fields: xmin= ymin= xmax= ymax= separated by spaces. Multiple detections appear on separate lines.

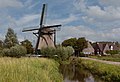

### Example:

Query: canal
xmin=59 ymin=63 xmax=104 ymax=82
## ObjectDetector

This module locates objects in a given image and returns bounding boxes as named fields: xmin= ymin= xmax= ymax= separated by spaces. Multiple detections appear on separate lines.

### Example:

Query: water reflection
xmin=59 ymin=64 xmax=104 ymax=82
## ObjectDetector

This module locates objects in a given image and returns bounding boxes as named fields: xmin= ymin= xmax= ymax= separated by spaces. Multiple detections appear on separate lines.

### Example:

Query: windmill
xmin=22 ymin=4 xmax=61 ymax=54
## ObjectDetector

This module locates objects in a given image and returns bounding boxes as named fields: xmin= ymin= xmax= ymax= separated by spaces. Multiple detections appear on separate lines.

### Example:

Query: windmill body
xmin=22 ymin=4 xmax=61 ymax=54
xmin=38 ymin=28 xmax=55 ymax=49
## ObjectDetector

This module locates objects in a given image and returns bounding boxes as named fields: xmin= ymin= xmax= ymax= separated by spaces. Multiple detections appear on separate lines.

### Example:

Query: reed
xmin=0 ymin=57 xmax=63 ymax=82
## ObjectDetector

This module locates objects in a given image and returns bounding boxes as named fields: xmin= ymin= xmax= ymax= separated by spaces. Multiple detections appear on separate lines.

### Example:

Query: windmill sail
xmin=22 ymin=4 xmax=61 ymax=54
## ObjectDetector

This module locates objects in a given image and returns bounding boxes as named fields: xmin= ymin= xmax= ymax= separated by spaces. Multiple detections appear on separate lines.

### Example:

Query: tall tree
xmin=21 ymin=39 xmax=33 ymax=54
xmin=4 ymin=28 xmax=18 ymax=48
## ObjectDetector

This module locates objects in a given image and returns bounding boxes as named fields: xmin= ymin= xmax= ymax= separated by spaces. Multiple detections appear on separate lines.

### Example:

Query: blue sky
xmin=0 ymin=0 xmax=120 ymax=45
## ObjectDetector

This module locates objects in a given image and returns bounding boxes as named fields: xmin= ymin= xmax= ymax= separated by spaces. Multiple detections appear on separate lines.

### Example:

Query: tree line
xmin=0 ymin=28 xmax=33 ymax=57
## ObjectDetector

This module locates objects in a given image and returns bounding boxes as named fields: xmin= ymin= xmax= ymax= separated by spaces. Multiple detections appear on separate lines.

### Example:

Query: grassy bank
xmin=80 ymin=58 xmax=120 ymax=82
xmin=0 ymin=57 xmax=63 ymax=82
xmin=89 ymin=55 xmax=120 ymax=62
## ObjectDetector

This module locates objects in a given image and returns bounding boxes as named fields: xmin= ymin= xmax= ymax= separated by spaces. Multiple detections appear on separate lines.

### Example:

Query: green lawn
xmin=89 ymin=55 xmax=120 ymax=62
xmin=0 ymin=57 xmax=63 ymax=82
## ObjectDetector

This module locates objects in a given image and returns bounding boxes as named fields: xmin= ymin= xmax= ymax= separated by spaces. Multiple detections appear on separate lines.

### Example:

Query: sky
xmin=0 ymin=0 xmax=120 ymax=45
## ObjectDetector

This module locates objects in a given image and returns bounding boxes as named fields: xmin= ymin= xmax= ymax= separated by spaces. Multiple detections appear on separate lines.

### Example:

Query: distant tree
xmin=62 ymin=37 xmax=87 ymax=56
xmin=4 ymin=28 xmax=18 ymax=48
xmin=77 ymin=37 xmax=87 ymax=52
xmin=21 ymin=39 xmax=33 ymax=54
xmin=62 ymin=38 xmax=77 ymax=47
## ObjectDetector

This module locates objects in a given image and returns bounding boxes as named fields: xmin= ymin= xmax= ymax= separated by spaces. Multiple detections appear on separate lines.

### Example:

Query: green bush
xmin=41 ymin=47 xmax=56 ymax=57
xmin=56 ymin=46 xmax=73 ymax=61
xmin=2 ymin=45 xmax=27 ymax=57
xmin=2 ymin=48 xmax=11 ymax=57
xmin=0 ymin=50 xmax=4 ymax=57
xmin=106 ymin=50 xmax=119 ymax=55
xmin=41 ymin=46 xmax=74 ymax=61
xmin=10 ymin=45 xmax=27 ymax=57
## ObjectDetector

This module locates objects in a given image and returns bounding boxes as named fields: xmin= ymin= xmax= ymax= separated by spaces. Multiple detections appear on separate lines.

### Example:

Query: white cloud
xmin=0 ymin=0 xmax=23 ymax=8
xmin=99 ymin=0 xmax=120 ymax=7
xmin=57 ymin=25 xmax=96 ymax=42
xmin=47 ymin=14 xmax=78 ymax=25
xmin=16 ymin=14 xmax=40 ymax=26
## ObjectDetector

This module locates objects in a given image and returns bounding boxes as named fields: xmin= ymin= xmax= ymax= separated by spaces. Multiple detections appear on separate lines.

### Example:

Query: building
xmin=82 ymin=41 xmax=94 ymax=55
xmin=92 ymin=42 xmax=120 ymax=55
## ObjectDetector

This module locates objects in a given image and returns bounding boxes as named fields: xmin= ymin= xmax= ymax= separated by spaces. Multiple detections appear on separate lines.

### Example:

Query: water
xmin=59 ymin=64 xmax=104 ymax=82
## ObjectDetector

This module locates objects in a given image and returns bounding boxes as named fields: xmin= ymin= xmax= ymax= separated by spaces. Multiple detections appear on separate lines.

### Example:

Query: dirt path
xmin=81 ymin=57 xmax=120 ymax=65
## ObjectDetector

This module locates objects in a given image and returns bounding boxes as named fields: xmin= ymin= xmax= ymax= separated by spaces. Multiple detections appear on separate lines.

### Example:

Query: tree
xmin=62 ymin=37 xmax=87 ymax=56
xmin=77 ymin=37 xmax=87 ymax=52
xmin=62 ymin=38 xmax=77 ymax=47
xmin=21 ymin=39 xmax=33 ymax=54
xmin=0 ymin=40 xmax=3 ymax=50
xmin=4 ymin=28 xmax=18 ymax=48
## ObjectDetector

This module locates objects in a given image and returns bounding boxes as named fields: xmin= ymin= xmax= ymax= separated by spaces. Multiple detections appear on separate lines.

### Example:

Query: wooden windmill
xmin=22 ymin=4 xmax=61 ymax=54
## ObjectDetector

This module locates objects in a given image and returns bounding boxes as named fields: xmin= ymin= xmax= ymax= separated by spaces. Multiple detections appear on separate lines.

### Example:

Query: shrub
xmin=0 ymin=50 xmax=4 ymax=57
xmin=41 ymin=47 xmax=56 ymax=57
xmin=10 ymin=45 xmax=27 ymax=57
xmin=56 ymin=46 xmax=73 ymax=61
xmin=2 ymin=48 xmax=11 ymax=57
xmin=41 ymin=46 xmax=74 ymax=61
xmin=106 ymin=50 xmax=119 ymax=55
xmin=2 ymin=45 xmax=27 ymax=57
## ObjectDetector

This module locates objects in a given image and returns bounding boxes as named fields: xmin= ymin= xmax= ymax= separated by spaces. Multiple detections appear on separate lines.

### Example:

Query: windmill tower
xmin=22 ymin=4 xmax=61 ymax=54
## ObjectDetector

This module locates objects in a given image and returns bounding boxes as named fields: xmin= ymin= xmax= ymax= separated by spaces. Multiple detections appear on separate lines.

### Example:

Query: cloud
xmin=0 ymin=0 xmax=23 ymax=8
xmin=57 ymin=25 xmax=96 ymax=42
xmin=99 ymin=0 xmax=120 ymax=7
xmin=16 ymin=14 xmax=40 ymax=26
xmin=47 ymin=14 xmax=78 ymax=25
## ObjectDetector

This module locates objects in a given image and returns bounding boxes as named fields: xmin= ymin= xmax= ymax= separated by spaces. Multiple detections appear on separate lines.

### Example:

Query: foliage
xmin=0 ymin=50 xmax=4 ymax=57
xmin=0 ymin=40 xmax=3 ymax=50
xmin=41 ymin=47 xmax=56 ymax=57
xmin=62 ymin=37 xmax=87 ymax=56
xmin=41 ymin=46 xmax=74 ymax=61
xmin=10 ymin=45 xmax=27 ymax=57
xmin=0 ymin=57 xmax=63 ymax=82
xmin=80 ymin=58 xmax=120 ymax=82
xmin=56 ymin=46 xmax=73 ymax=61
xmin=21 ymin=39 xmax=33 ymax=54
xmin=62 ymin=38 xmax=77 ymax=47
xmin=2 ymin=48 xmax=11 ymax=57
xmin=4 ymin=28 xmax=19 ymax=48
xmin=2 ymin=45 xmax=27 ymax=57
xmin=76 ymin=37 xmax=87 ymax=52
xmin=106 ymin=50 xmax=119 ymax=55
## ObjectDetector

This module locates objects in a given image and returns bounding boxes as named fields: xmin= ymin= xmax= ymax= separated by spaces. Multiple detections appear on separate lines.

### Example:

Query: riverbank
xmin=0 ymin=57 xmax=63 ymax=82
xmin=60 ymin=59 xmax=104 ymax=82
xmin=80 ymin=58 xmax=120 ymax=82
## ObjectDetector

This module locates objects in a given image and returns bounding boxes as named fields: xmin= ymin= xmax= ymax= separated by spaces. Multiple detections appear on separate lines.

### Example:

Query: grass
xmin=89 ymin=55 xmax=120 ymax=62
xmin=0 ymin=57 xmax=63 ymax=82
xmin=80 ymin=58 xmax=120 ymax=82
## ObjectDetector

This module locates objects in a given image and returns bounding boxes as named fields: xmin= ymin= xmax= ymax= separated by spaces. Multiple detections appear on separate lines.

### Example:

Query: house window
xmin=110 ymin=46 xmax=113 ymax=50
